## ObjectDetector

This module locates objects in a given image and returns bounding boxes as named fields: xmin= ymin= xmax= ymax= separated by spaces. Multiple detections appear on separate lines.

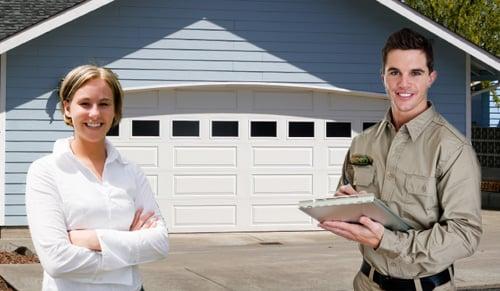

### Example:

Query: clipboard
xmin=298 ymin=193 xmax=411 ymax=232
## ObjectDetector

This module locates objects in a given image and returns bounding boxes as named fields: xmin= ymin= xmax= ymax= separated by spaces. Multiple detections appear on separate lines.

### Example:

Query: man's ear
xmin=428 ymin=70 xmax=437 ymax=87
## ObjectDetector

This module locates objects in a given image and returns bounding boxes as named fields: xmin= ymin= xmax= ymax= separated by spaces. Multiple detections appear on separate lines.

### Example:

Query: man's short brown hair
xmin=59 ymin=65 xmax=123 ymax=127
xmin=382 ymin=28 xmax=434 ymax=73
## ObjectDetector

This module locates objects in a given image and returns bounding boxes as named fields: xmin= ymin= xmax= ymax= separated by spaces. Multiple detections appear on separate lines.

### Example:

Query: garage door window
xmin=132 ymin=120 xmax=160 ymax=137
xmin=326 ymin=122 xmax=351 ymax=137
xmin=173 ymin=120 xmax=199 ymax=137
xmin=288 ymin=121 xmax=314 ymax=138
xmin=212 ymin=121 xmax=238 ymax=137
xmin=251 ymin=121 xmax=277 ymax=137
xmin=107 ymin=124 xmax=119 ymax=136
xmin=363 ymin=122 xmax=377 ymax=130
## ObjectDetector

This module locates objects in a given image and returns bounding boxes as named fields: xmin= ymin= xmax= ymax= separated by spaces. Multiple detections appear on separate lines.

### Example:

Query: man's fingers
xmin=337 ymin=184 xmax=358 ymax=196
xmin=142 ymin=216 xmax=158 ymax=229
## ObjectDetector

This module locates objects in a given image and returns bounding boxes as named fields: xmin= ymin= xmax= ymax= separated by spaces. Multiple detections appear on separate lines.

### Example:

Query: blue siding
xmin=4 ymin=0 xmax=468 ymax=225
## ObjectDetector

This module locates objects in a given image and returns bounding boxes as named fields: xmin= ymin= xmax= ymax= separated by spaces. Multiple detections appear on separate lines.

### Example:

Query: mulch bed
xmin=0 ymin=249 xmax=39 ymax=291
xmin=0 ymin=251 xmax=39 ymax=264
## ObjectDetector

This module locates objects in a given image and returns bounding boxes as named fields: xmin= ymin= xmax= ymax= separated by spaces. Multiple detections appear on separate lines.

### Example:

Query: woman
xmin=26 ymin=65 xmax=169 ymax=290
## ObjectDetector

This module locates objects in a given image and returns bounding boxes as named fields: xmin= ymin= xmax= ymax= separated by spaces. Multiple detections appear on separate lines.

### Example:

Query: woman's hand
xmin=68 ymin=230 xmax=101 ymax=251
xmin=129 ymin=208 xmax=158 ymax=231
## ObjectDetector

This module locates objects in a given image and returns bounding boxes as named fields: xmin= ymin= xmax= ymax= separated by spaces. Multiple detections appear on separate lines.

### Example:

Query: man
xmin=320 ymin=28 xmax=482 ymax=291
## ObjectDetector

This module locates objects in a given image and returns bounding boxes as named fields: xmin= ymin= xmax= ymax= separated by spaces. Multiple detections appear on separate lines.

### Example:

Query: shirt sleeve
xmin=25 ymin=158 xmax=118 ymax=283
xmin=95 ymin=165 xmax=169 ymax=270
xmin=376 ymin=144 xmax=483 ymax=266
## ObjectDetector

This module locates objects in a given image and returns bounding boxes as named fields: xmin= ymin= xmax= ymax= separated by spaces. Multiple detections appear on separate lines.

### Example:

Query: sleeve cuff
xmin=375 ymin=228 xmax=401 ymax=259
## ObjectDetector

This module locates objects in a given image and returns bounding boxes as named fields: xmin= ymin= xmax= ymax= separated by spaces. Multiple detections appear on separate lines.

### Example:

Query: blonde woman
xmin=26 ymin=65 xmax=169 ymax=290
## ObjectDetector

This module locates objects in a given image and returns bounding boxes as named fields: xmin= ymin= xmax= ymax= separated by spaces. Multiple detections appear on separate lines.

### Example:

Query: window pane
xmin=132 ymin=120 xmax=160 ymax=137
xmin=107 ymin=124 xmax=119 ymax=136
xmin=326 ymin=122 xmax=351 ymax=137
xmin=289 ymin=121 xmax=314 ymax=137
xmin=363 ymin=122 xmax=377 ymax=130
xmin=173 ymin=120 xmax=199 ymax=137
xmin=212 ymin=121 xmax=238 ymax=137
xmin=251 ymin=121 xmax=277 ymax=137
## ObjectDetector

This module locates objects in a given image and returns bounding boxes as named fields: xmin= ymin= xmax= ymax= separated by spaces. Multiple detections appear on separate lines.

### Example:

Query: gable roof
xmin=377 ymin=0 xmax=499 ymax=73
xmin=0 ymin=0 xmax=498 ymax=73
xmin=0 ymin=0 xmax=114 ymax=54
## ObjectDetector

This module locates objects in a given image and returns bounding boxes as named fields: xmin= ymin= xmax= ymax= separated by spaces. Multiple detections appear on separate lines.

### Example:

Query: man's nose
xmin=399 ymin=74 xmax=411 ymax=88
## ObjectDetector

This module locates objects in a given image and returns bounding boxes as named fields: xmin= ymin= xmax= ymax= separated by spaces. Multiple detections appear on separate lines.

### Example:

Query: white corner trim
xmin=0 ymin=53 xmax=6 ymax=225
xmin=376 ymin=0 xmax=500 ymax=71
xmin=123 ymin=82 xmax=389 ymax=100
xmin=0 ymin=0 xmax=115 ymax=54
xmin=465 ymin=54 xmax=471 ymax=140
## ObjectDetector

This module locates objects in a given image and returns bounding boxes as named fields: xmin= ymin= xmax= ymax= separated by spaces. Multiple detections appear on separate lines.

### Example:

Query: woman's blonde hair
xmin=59 ymin=65 xmax=123 ymax=126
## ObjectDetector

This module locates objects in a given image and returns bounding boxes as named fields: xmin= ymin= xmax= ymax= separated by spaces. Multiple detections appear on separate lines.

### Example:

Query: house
xmin=0 ymin=0 xmax=498 ymax=233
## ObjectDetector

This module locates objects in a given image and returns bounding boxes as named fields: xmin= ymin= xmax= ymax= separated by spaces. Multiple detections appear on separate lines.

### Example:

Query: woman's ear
xmin=63 ymin=100 xmax=71 ymax=118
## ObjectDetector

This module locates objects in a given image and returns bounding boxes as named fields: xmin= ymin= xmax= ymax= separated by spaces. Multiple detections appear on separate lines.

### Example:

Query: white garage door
xmin=109 ymin=86 xmax=388 ymax=232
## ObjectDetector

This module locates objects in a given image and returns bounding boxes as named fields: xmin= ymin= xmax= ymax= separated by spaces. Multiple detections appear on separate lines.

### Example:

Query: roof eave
xmin=376 ymin=0 xmax=500 ymax=72
xmin=0 ymin=0 xmax=115 ymax=55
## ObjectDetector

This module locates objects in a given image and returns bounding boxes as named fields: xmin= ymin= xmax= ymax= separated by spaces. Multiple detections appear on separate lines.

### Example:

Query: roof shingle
xmin=0 ymin=0 xmax=88 ymax=41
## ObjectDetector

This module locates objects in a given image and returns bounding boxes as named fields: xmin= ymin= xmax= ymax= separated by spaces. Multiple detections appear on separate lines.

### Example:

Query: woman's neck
xmin=70 ymin=138 xmax=107 ymax=180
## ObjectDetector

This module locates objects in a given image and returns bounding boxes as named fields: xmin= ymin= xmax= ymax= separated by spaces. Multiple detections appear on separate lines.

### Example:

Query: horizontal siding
xmin=4 ymin=0 xmax=468 ymax=225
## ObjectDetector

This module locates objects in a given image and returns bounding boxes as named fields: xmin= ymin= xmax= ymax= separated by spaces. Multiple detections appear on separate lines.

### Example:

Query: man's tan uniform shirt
xmin=342 ymin=104 xmax=482 ymax=278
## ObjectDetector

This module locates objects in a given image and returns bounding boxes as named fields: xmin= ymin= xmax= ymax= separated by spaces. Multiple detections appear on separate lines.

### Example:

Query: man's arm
xmin=376 ymin=144 xmax=482 ymax=265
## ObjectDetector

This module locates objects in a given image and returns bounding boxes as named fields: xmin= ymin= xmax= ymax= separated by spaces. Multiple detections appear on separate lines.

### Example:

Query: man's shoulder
xmin=430 ymin=114 xmax=469 ymax=146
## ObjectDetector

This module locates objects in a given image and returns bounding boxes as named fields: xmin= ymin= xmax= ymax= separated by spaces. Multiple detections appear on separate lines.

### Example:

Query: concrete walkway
xmin=1 ymin=210 xmax=500 ymax=291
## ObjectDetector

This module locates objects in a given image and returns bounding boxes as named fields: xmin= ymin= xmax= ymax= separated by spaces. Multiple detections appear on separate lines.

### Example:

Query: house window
xmin=132 ymin=120 xmax=160 ymax=137
xmin=288 ymin=121 xmax=314 ymax=137
xmin=212 ymin=121 xmax=238 ymax=137
xmin=326 ymin=122 xmax=351 ymax=137
xmin=363 ymin=122 xmax=377 ymax=130
xmin=107 ymin=124 xmax=119 ymax=136
xmin=172 ymin=120 xmax=199 ymax=137
xmin=251 ymin=121 xmax=277 ymax=137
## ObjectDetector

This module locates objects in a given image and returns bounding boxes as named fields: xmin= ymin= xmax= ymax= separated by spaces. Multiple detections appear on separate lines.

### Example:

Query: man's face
xmin=382 ymin=49 xmax=437 ymax=122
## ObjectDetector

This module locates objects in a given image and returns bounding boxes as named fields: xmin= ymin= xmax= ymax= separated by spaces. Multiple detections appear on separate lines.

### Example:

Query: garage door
xmin=109 ymin=86 xmax=388 ymax=232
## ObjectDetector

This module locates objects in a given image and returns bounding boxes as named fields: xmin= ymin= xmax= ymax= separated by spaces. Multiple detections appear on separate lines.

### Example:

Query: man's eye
xmin=411 ymin=71 xmax=422 ymax=76
xmin=389 ymin=71 xmax=399 ymax=76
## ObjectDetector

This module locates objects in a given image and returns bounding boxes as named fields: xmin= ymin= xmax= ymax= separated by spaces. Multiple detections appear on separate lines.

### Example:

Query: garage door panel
xmin=116 ymin=146 xmax=159 ymax=167
xmin=329 ymin=94 xmax=388 ymax=111
xmin=173 ymin=205 xmax=236 ymax=226
xmin=174 ymin=175 xmax=237 ymax=196
xmin=253 ymin=174 xmax=313 ymax=195
xmin=328 ymin=175 xmax=341 ymax=194
xmin=328 ymin=147 xmax=349 ymax=167
xmin=253 ymin=91 xmax=313 ymax=111
xmin=251 ymin=204 xmax=311 ymax=225
xmin=175 ymin=90 xmax=237 ymax=110
xmin=125 ymin=91 xmax=159 ymax=109
xmin=174 ymin=146 xmax=237 ymax=167
xmin=253 ymin=147 xmax=313 ymax=167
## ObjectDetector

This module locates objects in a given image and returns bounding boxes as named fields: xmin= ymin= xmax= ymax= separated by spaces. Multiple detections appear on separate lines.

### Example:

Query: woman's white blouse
xmin=25 ymin=138 xmax=169 ymax=291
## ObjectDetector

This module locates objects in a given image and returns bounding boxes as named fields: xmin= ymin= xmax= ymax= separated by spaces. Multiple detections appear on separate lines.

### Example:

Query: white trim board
xmin=123 ymin=82 xmax=389 ymax=100
xmin=0 ymin=0 xmax=115 ymax=55
xmin=377 ymin=0 xmax=500 ymax=71
xmin=0 ymin=53 xmax=6 ymax=225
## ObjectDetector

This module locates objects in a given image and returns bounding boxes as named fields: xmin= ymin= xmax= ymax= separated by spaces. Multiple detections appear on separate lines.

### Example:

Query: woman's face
xmin=63 ymin=78 xmax=115 ymax=144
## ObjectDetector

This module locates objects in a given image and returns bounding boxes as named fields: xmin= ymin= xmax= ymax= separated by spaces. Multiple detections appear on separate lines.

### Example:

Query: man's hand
xmin=129 ymin=208 xmax=158 ymax=231
xmin=335 ymin=184 xmax=367 ymax=196
xmin=319 ymin=216 xmax=384 ymax=249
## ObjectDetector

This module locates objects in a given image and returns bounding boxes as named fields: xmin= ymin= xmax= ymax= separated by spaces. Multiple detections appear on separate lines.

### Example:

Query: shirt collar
xmin=380 ymin=102 xmax=437 ymax=141
xmin=52 ymin=137 xmax=128 ymax=165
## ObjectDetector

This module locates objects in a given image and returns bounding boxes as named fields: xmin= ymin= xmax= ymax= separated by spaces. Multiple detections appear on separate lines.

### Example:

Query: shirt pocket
xmin=404 ymin=174 xmax=437 ymax=211
xmin=352 ymin=165 xmax=376 ymax=193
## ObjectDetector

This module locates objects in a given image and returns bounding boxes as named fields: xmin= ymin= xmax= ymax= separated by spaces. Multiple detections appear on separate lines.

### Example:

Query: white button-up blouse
xmin=25 ymin=138 xmax=169 ymax=291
